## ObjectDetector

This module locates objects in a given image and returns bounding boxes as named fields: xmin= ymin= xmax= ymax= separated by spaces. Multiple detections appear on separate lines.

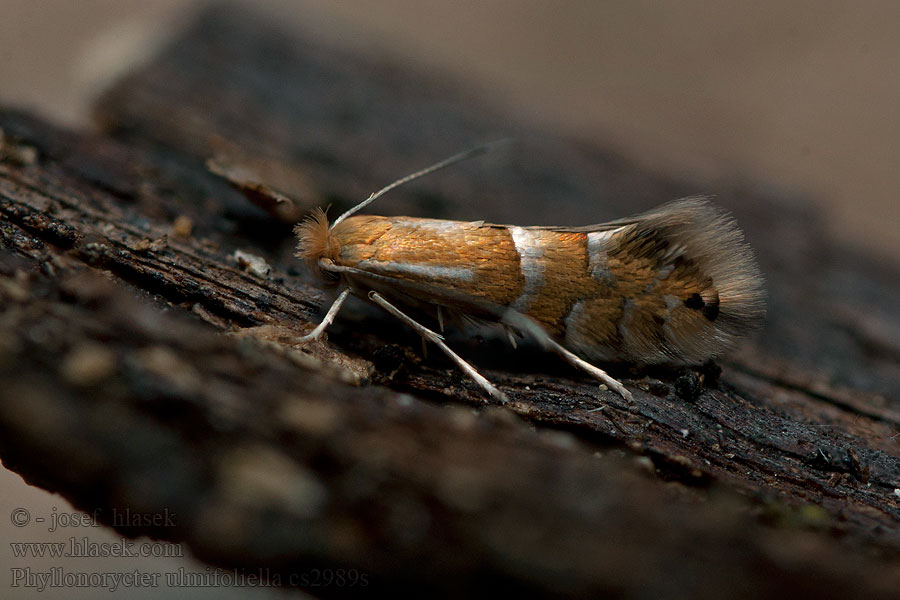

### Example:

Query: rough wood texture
xmin=2 ymin=6 xmax=899 ymax=598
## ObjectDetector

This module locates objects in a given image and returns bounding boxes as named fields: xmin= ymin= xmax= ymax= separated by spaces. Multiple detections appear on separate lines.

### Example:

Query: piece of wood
xmin=1 ymin=6 xmax=899 ymax=598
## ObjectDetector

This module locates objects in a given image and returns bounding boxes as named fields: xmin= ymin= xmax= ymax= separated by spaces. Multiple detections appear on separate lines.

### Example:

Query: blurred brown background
xmin=3 ymin=0 xmax=899 ymax=262
xmin=1 ymin=1 xmax=898 ymax=597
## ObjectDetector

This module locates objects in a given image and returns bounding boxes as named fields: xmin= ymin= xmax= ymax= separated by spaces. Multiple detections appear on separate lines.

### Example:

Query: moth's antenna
xmin=330 ymin=138 xmax=513 ymax=229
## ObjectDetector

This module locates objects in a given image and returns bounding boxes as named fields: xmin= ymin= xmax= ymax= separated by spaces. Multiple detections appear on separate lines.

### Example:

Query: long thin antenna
xmin=330 ymin=138 xmax=513 ymax=229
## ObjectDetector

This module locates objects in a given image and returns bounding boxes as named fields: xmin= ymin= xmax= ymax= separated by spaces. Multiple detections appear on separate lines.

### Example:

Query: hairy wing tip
xmin=632 ymin=197 xmax=767 ymax=350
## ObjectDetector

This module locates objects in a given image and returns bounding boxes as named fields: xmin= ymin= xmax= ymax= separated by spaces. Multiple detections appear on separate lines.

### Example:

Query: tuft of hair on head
xmin=294 ymin=207 xmax=337 ymax=265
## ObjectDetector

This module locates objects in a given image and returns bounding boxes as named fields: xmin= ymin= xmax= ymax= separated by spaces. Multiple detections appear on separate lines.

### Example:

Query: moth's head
xmin=294 ymin=207 xmax=342 ymax=282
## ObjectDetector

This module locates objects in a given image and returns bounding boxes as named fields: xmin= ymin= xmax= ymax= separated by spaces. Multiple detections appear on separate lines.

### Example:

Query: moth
xmin=294 ymin=143 xmax=765 ymax=402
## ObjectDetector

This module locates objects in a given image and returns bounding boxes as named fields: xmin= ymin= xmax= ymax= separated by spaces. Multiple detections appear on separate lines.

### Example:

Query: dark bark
xmin=1 ymin=6 xmax=898 ymax=598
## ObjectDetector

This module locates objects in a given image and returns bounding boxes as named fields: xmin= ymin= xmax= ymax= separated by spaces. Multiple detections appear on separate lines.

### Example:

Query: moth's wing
xmin=320 ymin=261 xmax=513 ymax=321
xmin=492 ymin=196 xmax=716 ymax=233
xmin=320 ymin=260 xmax=548 ymax=343
xmin=506 ymin=196 xmax=764 ymax=363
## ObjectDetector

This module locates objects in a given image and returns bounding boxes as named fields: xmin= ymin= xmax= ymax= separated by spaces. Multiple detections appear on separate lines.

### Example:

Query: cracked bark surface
xmin=1 ymin=6 xmax=899 ymax=598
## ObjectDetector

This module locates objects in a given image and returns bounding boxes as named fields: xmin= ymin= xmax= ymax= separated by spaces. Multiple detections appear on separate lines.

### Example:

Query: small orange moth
xmin=295 ymin=143 xmax=765 ymax=402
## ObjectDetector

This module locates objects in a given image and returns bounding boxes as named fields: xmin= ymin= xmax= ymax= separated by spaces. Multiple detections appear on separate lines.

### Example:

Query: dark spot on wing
xmin=684 ymin=293 xmax=704 ymax=310
xmin=702 ymin=292 xmax=720 ymax=321
xmin=684 ymin=290 xmax=720 ymax=321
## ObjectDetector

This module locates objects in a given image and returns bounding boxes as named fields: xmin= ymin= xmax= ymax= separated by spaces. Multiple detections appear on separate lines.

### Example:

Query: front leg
xmin=297 ymin=288 xmax=351 ymax=343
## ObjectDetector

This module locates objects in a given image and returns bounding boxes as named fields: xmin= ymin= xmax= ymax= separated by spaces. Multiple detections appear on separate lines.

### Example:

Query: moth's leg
xmin=368 ymin=291 xmax=508 ymax=403
xmin=297 ymin=288 xmax=351 ymax=343
xmin=501 ymin=309 xmax=633 ymax=401
xmin=545 ymin=338 xmax=634 ymax=402
xmin=504 ymin=326 xmax=518 ymax=349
